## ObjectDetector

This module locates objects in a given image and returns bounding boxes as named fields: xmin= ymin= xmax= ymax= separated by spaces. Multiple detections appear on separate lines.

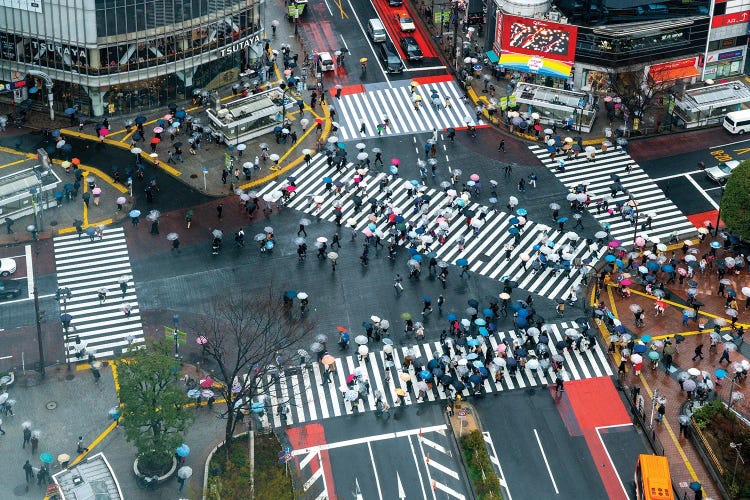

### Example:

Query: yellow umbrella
xmin=359 ymin=57 xmax=368 ymax=63
xmin=395 ymin=388 xmax=406 ymax=396
xmin=410 ymin=81 xmax=420 ymax=87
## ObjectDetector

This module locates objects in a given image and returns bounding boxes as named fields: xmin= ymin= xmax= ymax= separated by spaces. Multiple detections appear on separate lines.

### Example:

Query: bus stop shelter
xmin=672 ymin=81 xmax=750 ymax=129
xmin=206 ymin=88 xmax=284 ymax=145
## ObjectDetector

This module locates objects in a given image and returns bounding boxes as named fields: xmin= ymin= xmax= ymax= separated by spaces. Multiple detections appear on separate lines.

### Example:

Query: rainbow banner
xmin=499 ymin=53 xmax=572 ymax=79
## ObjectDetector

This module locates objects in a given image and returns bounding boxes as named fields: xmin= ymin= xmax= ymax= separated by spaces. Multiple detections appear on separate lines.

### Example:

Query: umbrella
xmin=176 ymin=444 xmax=191 ymax=457
xmin=128 ymin=210 xmax=141 ymax=218
xmin=630 ymin=353 xmax=643 ymax=364
xmin=297 ymin=292 xmax=308 ymax=300
xmin=358 ymin=345 xmax=369 ymax=356
xmin=178 ymin=466 xmax=193 ymax=479
xmin=683 ymin=379 xmax=697 ymax=392
xmin=40 ymin=453 xmax=54 ymax=463
xmin=310 ymin=342 xmax=324 ymax=352
xmin=355 ymin=335 xmax=368 ymax=345
xmin=647 ymin=351 xmax=660 ymax=361
xmin=321 ymin=355 xmax=335 ymax=365
xmin=212 ymin=229 xmax=223 ymax=238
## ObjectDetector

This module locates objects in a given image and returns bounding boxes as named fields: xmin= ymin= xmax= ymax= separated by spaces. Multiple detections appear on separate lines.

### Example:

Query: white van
xmin=367 ymin=18 xmax=387 ymax=43
xmin=723 ymin=109 xmax=750 ymax=134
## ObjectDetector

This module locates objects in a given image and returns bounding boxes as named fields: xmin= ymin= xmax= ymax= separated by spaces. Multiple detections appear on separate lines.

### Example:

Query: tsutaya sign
xmin=218 ymin=35 xmax=261 ymax=58
xmin=31 ymin=40 xmax=87 ymax=61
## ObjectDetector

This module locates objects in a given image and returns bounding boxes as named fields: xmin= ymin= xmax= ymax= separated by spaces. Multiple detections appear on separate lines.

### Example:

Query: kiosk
xmin=512 ymin=83 xmax=597 ymax=133
xmin=672 ymin=81 xmax=750 ymax=129
xmin=206 ymin=88 xmax=285 ymax=145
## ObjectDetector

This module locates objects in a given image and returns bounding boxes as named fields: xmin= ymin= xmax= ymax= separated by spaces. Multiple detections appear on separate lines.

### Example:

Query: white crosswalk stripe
xmin=332 ymin=81 xmax=475 ymax=140
xmin=528 ymin=144 xmax=696 ymax=243
xmin=254 ymin=155 xmax=598 ymax=299
xmin=53 ymin=227 xmax=145 ymax=361
xmin=255 ymin=322 xmax=611 ymax=428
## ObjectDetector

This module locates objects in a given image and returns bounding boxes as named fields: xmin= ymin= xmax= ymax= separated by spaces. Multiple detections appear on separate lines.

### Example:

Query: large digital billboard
xmin=501 ymin=15 xmax=578 ymax=64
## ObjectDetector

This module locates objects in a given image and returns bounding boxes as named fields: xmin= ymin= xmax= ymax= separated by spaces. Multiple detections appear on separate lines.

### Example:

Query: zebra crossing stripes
xmin=53 ymin=227 xmax=145 ymax=361
xmin=255 ymin=322 xmax=611 ymax=429
xmin=528 ymin=145 xmax=696 ymax=243
xmin=332 ymin=80 xmax=475 ymax=141
xmin=254 ymin=154 xmax=598 ymax=299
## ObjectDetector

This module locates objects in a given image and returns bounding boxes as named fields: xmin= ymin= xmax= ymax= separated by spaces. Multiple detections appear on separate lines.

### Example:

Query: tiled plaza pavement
xmin=597 ymin=237 xmax=750 ymax=499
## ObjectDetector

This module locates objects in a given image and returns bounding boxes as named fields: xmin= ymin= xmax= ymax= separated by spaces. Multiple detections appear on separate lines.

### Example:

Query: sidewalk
xmin=596 ymin=237 xmax=750 ymax=499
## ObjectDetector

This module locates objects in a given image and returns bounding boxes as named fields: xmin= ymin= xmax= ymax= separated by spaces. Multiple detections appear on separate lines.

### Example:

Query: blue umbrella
xmin=427 ymin=359 xmax=439 ymax=369
xmin=265 ymin=241 xmax=274 ymax=250
xmin=661 ymin=265 xmax=674 ymax=273
xmin=710 ymin=241 xmax=721 ymax=248
xmin=546 ymin=240 xmax=556 ymax=247
xmin=390 ymin=165 xmax=399 ymax=174
xmin=641 ymin=335 xmax=652 ymax=343
xmin=633 ymin=344 xmax=647 ymax=353
xmin=337 ymin=143 xmax=346 ymax=149
xmin=129 ymin=209 xmax=141 ymax=218
xmin=251 ymin=401 xmax=265 ymax=414
xmin=466 ymin=353 xmax=479 ymax=360
xmin=517 ymin=308 xmax=529 ymax=317
xmin=467 ymin=338 xmax=481 ymax=347
xmin=187 ymin=389 xmax=201 ymax=398
xmin=51 ymin=129 xmax=61 ymax=137
xmin=446 ymin=313 xmax=457 ymax=321
xmin=284 ymin=290 xmax=297 ymax=298
xmin=456 ymin=258 xmax=468 ymax=266
xmin=40 ymin=453 xmax=54 ymax=464
xmin=415 ymin=227 xmax=425 ymax=234
xmin=135 ymin=115 xmax=147 ymax=124
xmin=175 ymin=109 xmax=187 ymax=119
xmin=547 ymin=146 xmax=556 ymax=153
xmin=478 ymin=366 xmax=489 ymax=377
xmin=367 ymin=223 xmax=376 ymax=231
xmin=509 ymin=217 xmax=520 ymax=225
xmin=472 ymin=360 xmax=484 ymax=368
xmin=395 ymin=215 xmax=404 ymax=223
xmin=604 ymin=254 xmax=616 ymax=263
xmin=427 ymin=251 xmax=438 ymax=258
xmin=410 ymin=179 xmax=419 ymax=186
xmin=532 ymin=244 xmax=541 ymax=252
xmin=646 ymin=261 xmax=660 ymax=271
xmin=474 ymin=318 xmax=486 ymax=326
xmin=341 ymin=332 xmax=349 ymax=341
xmin=413 ymin=255 xmax=423 ymax=262
xmin=509 ymin=227 xmax=520 ymax=234
xmin=716 ymin=369 xmax=727 ymax=379
xmin=516 ymin=208 xmax=527 ymax=216
xmin=517 ymin=317 xmax=528 ymax=328
xmin=478 ymin=327 xmax=489 ymax=337
xmin=419 ymin=370 xmax=432 ymax=380
xmin=482 ymin=308 xmax=493 ymax=317
xmin=176 ymin=444 xmax=190 ymax=457
xmin=557 ymin=217 xmax=568 ymax=223
xmin=85 ymin=227 xmax=96 ymax=236
xmin=645 ymin=275 xmax=656 ymax=282
xmin=323 ymin=176 xmax=332 ymax=183
xmin=62 ymin=144 xmax=72 ymax=153
xmin=469 ymin=374 xmax=483 ymax=385
xmin=64 ymin=107 xmax=76 ymax=115
xmin=408 ymin=248 xmax=419 ymax=256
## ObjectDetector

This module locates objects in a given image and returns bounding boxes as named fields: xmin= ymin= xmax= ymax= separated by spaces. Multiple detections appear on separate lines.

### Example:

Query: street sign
xmin=278 ymin=453 xmax=292 ymax=464
xmin=458 ymin=409 xmax=467 ymax=417
xmin=165 ymin=326 xmax=188 ymax=345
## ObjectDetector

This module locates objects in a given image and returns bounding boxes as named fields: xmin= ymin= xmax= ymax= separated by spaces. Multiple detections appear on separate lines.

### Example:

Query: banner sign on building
xmin=712 ymin=10 xmax=750 ymax=28
xmin=500 ymin=14 xmax=578 ymax=64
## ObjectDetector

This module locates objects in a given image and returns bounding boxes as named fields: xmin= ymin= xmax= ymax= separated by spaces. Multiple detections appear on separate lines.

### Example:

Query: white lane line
xmin=433 ymin=480 xmax=467 ymax=499
xmin=408 ymin=435 xmax=429 ymax=499
xmin=710 ymin=138 xmax=750 ymax=148
xmin=290 ymin=425 xmax=448 ymax=455
xmin=426 ymin=456 xmax=459 ymax=479
xmin=595 ymin=424 xmax=631 ymax=500
xmin=483 ymin=432 xmax=511 ymax=495
xmin=533 ymin=429 xmax=559 ymax=494
xmin=303 ymin=466 xmax=324 ymax=492
xmin=368 ymin=442 xmax=384 ymax=500
xmin=24 ymin=244 xmax=34 ymax=297
xmin=684 ymin=174 xmax=720 ymax=209
xmin=421 ymin=435 xmax=450 ymax=455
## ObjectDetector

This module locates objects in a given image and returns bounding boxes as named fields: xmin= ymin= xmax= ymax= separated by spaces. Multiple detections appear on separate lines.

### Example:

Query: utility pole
xmin=33 ymin=257 xmax=44 ymax=377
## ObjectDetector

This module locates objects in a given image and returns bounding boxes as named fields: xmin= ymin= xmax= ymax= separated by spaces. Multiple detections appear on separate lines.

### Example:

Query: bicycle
xmin=136 ymin=474 xmax=159 ymax=490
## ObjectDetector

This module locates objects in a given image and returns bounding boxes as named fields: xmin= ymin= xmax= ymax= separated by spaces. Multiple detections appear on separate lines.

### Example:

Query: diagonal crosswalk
xmin=253 ymin=322 xmax=611 ymax=428
xmin=528 ymin=144 xmax=696 ymax=243
xmin=254 ymin=155 xmax=600 ymax=300
xmin=53 ymin=227 xmax=145 ymax=362
xmin=332 ymin=80 xmax=475 ymax=140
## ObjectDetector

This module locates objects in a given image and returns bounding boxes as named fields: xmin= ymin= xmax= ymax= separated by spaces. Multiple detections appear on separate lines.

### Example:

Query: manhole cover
xmin=49 ymin=220 xmax=58 ymax=226
xmin=190 ymin=174 xmax=198 ymax=179
xmin=46 ymin=401 xmax=57 ymax=410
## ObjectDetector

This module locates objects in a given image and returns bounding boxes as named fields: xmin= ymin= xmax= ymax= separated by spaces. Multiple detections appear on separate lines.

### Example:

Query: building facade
xmin=0 ymin=0 xmax=265 ymax=117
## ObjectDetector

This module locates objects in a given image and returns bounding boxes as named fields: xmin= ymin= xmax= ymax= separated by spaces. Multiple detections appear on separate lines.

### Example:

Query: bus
xmin=723 ymin=109 xmax=750 ymax=135
xmin=635 ymin=454 xmax=675 ymax=500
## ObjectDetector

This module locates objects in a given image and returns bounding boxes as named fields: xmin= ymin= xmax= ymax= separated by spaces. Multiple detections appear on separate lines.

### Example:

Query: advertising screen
xmin=502 ymin=15 xmax=578 ymax=63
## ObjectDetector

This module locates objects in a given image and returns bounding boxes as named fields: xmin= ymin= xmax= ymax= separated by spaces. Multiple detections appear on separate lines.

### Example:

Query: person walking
xmin=23 ymin=460 xmax=34 ymax=484
xmin=498 ymin=139 xmax=505 ymax=152
xmin=656 ymin=401 xmax=666 ymax=423
xmin=437 ymin=295 xmax=445 ymax=314
xmin=692 ymin=343 xmax=704 ymax=361
xmin=0 ymin=417 xmax=5 ymax=435
xmin=555 ymin=374 xmax=564 ymax=394
xmin=23 ymin=427 xmax=31 ymax=448
xmin=719 ymin=346 xmax=731 ymax=365
xmin=120 ymin=281 xmax=128 ymax=298
xmin=150 ymin=219 xmax=159 ymax=235
xmin=331 ymin=232 xmax=341 ymax=249
xmin=77 ymin=436 xmax=89 ymax=454
xmin=216 ymin=203 xmax=223 ymax=220
xmin=394 ymin=274 xmax=404 ymax=294
xmin=185 ymin=210 xmax=193 ymax=228
xmin=422 ymin=296 xmax=433 ymax=315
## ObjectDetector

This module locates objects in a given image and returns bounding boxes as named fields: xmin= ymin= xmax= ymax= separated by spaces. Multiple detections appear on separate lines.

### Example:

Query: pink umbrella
xmin=677 ymin=268 xmax=687 ymax=276
xmin=362 ymin=228 xmax=373 ymax=237
xmin=620 ymin=279 xmax=632 ymax=286
xmin=164 ymin=114 xmax=173 ymax=120
xmin=196 ymin=336 xmax=207 ymax=345
xmin=199 ymin=378 xmax=214 ymax=388
xmin=153 ymin=126 xmax=164 ymax=133
xmin=608 ymin=239 xmax=621 ymax=248
xmin=285 ymin=185 xmax=296 ymax=192
xmin=634 ymin=236 xmax=645 ymax=247
xmin=470 ymin=174 xmax=480 ymax=181
xmin=92 ymin=187 xmax=102 ymax=195
xmin=391 ymin=158 xmax=400 ymax=165
xmin=496 ymin=343 xmax=507 ymax=353
xmin=99 ymin=128 xmax=109 ymax=136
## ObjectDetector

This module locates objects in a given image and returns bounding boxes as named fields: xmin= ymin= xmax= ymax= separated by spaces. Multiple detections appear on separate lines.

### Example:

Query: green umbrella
xmin=401 ymin=312 xmax=412 ymax=320
xmin=396 ymin=222 xmax=407 ymax=231
xmin=647 ymin=351 xmax=660 ymax=361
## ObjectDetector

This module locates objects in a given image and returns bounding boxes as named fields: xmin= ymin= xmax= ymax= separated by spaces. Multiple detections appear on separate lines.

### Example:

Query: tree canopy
xmin=720 ymin=159 xmax=750 ymax=240
xmin=117 ymin=340 xmax=194 ymax=474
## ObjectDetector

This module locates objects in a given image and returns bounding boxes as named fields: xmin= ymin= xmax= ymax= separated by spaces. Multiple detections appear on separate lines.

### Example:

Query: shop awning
xmin=499 ymin=53 xmax=572 ymax=79
xmin=486 ymin=50 xmax=499 ymax=64
xmin=650 ymin=65 xmax=700 ymax=83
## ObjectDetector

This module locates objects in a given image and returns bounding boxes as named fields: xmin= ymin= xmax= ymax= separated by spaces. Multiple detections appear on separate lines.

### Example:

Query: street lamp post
xmin=55 ymin=287 xmax=72 ymax=369
xmin=627 ymin=195 xmax=639 ymax=244
xmin=714 ymin=185 xmax=725 ymax=237
xmin=279 ymin=82 xmax=289 ymax=126
xmin=173 ymin=314 xmax=180 ymax=358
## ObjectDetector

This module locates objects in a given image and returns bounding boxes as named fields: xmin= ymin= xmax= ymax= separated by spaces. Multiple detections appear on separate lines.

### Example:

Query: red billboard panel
xmin=501 ymin=15 xmax=578 ymax=64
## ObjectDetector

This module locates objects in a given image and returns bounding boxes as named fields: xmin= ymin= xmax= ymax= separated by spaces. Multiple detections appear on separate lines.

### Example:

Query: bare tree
xmin=606 ymin=65 xmax=677 ymax=127
xmin=190 ymin=288 xmax=314 ymax=459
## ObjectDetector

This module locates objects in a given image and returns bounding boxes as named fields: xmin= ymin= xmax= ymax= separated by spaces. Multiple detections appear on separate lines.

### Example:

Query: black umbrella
xmin=504 ymin=280 xmax=518 ymax=288
xmin=506 ymin=357 xmax=518 ymax=367
xmin=339 ymin=47 xmax=349 ymax=53
xmin=427 ymin=359 xmax=439 ymax=369
xmin=468 ymin=299 xmax=479 ymax=308
xmin=352 ymin=195 xmax=362 ymax=205
xmin=556 ymin=341 xmax=567 ymax=349
xmin=610 ymin=174 xmax=621 ymax=182
xmin=538 ymin=335 xmax=549 ymax=344
xmin=440 ymin=374 xmax=454 ymax=384
xmin=451 ymin=380 xmax=466 ymax=391
xmin=174 ymin=141 xmax=183 ymax=148
xmin=463 ymin=208 xmax=476 ymax=217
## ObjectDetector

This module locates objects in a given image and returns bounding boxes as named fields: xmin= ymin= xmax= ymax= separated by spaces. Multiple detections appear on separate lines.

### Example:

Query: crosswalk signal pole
xmin=173 ymin=314 xmax=180 ymax=358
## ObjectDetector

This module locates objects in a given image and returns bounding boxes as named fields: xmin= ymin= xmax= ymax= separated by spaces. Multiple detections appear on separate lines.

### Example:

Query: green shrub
xmin=692 ymin=400 xmax=724 ymax=429
xmin=460 ymin=430 xmax=502 ymax=499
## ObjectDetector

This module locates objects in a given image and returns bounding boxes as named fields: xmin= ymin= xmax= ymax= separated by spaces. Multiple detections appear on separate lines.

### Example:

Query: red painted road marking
xmin=328 ymin=84 xmax=366 ymax=98
xmin=686 ymin=209 xmax=722 ymax=230
xmin=371 ymin=0 xmax=438 ymax=59
xmin=554 ymin=377 xmax=631 ymax=500
xmin=412 ymin=74 xmax=454 ymax=85
xmin=287 ymin=423 xmax=336 ymax=499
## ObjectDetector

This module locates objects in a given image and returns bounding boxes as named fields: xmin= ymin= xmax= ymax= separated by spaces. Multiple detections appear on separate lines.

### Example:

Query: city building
xmin=0 ymin=0 xmax=265 ymax=117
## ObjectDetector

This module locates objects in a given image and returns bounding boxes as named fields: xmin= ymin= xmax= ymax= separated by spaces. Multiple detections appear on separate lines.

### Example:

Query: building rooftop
xmin=52 ymin=453 xmax=124 ymax=500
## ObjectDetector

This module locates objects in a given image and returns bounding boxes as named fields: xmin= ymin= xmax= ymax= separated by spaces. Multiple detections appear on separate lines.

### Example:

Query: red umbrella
xmin=315 ymin=118 xmax=324 ymax=125
xmin=199 ymin=378 xmax=214 ymax=388
xmin=150 ymin=137 xmax=161 ymax=144
xmin=336 ymin=326 xmax=348 ymax=332
xmin=534 ymin=124 xmax=542 ymax=131
xmin=71 ymin=158 xmax=81 ymax=165
xmin=285 ymin=185 xmax=297 ymax=192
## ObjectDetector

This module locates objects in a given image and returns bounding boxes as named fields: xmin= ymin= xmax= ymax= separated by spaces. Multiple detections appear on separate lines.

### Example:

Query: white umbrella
xmin=358 ymin=345 xmax=369 ymax=355
xmin=355 ymin=335 xmax=369 ymax=345
xmin=297 ymin=292 xmax=308 ymax=300
xmin=526 ymin=359 xmax=540 ymax=370
xmin=269 ymin=153 xmax=280 ymax=161
xmin=178 ymin=466 xmax=193 ymax=479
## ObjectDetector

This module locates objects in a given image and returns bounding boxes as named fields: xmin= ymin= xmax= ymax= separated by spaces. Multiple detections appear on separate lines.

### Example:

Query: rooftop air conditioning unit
xmin=548 ymin=11 xmax=560 ymax=21
xmin=217 ymin=109 xmax=229 ymax=118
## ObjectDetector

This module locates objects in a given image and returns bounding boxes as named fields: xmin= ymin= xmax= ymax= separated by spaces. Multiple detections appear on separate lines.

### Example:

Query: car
xmin=388 ymin=0 xmax=402 ymax=5
xmin=395 ymin=14 xmax=416 ymax=32
xmin=0 ymin=280 xmax=21 ymax=299
xmin=378 ymin=43 xmax=404 ymax=74
xmin=317 ymin=51 xmax=335 ymax=72
xmin=0 ymin=258 xmax=16 ymax=277
xmin=706 ymin=160 xmax=740 ymax=183
xmin=400 ymin=36 xmax=423 ymax=61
